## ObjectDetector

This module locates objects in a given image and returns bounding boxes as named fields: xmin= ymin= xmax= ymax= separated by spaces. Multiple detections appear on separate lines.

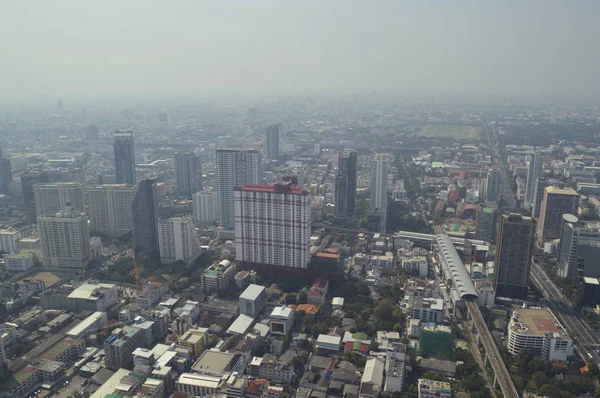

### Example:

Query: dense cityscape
xmin=0 ymin=95 xmax=599 ymax=398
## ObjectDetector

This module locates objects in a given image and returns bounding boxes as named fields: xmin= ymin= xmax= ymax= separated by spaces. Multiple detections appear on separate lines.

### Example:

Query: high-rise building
xmin=21 ymin=171 xmax=49 ymax=204
xmin=132 ymin=179 xmax=160 ymax=258
xmin=485 ymin=168 xmax=500 ymax=205
xmin=0 ymin=158 xmax=12 ymax=195
xmin=532 ymin=177 xmax=549 ymax=218
xmin=114 ymin=131 xmax=136 ymax=186
xmin=158 ymin=215 xmax=201 ymax=266
xmin=234 ymin=178 xmax=311 ymax=270
xmin=335 ymin=151 xmax=358 ymax=226
xmin=38 ymin=205 xmax=91 ymax=269
xmin=34 ymin=182 xmax=85 ymax=217
xmin=174 ymin=152 xmax=202 ymax=198
xmin=475 ymin=206 xmax=498 ymax=242
xmin=264 ymin=124 xmax=280 ymax=161
xmin=87 ymin=184 xmax=135 ymax=237
xmin=370 ymin=154 xmax=389 ymax=232
xmin=525 ymin=152 xmax=543 ymax=207
xmin=556 ymin=214 xmax=580 ymax=281
xmin=494 ymin=213 xmax=536 ymax=299
xmin=537 ymin=186 xmax=580 ymax=247
xmin=192 ymin=191 xmax=218 ymax=226
xmin=216 ymin=149 xmax=262 ymax=230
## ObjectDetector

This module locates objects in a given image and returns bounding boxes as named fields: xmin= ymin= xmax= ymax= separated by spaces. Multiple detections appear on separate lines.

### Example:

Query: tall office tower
xmin=532 ymin=177 xmax=549 ymax=218
xmin=21 ymin=171 xmax=49 ymax=223
xmin=85 ymin=124 xmax=99 ymax=140
xmin=113 ymin=131 xmax=136 ymax=185
xmin=334 ymin=151 xmax=358 ymax=226
xmin=56 ymin=98 xmax=64 ymax=113
xmin=87 ymin=184 xmax=135 ymax=237
xmin=174 ymin=152 xmax=202 ymax=198
xmin=370 ymin=154 xmax=389 ymax=232
xmin=525 ymin=151 xmax=543 ymax=207
xmin=234 ymin=178 xmax=311 ymax=270
xmin=537 ymin=186 xmax=580 ymax=247
xmin=475 ymin=206 xmax=498 ymax=242
xmin=556 ymin=214 xmax=580 ymax=281
xmin=485 ymin=168 xmax=500 ymax=205
xmin=38 ymin=205 xmax=91 ymax=269
xmin=264 ymin=124 xmax=280 ymax=160
xmin=132 ymin=179 xmax=160 ymax=258
xmin=493 ymin=213 xmax=536 ymax=299
xmin=158 ymin=215 xmax=201 ymax=266
xmin=216 ymin=149 xmax=262 ymax=230
xmin=0 ymin=158 xmax=12 ymax=195
xmin=192 ymin=191 xmax=218 ymax=226
xmin=34 ymin=182 xmax=85 ymax=217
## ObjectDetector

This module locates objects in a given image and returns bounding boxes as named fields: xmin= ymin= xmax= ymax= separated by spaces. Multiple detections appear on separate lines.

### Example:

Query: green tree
xmin=375 ymin=300 xmax=396 ymax=323
xmin=539 ymin=384 xmax=561 ymax=398
xmin=286 ymin=293 xmax=297 ymax=305
xmin=297 ymin=292 xmax=308 ymax=304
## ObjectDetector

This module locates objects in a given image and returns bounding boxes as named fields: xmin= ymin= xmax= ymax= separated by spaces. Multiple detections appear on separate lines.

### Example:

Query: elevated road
xmin=465 ymin=299 xmax=520 ymax=398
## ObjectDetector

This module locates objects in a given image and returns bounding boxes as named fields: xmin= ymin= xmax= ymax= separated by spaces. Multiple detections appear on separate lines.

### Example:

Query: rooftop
xmin=240 ymin=284 xmax=265 ymax=301
xmin=227 ymin=314 xmax=255 ymax=335
xmin=546 ymin=186 xmax=579 ymax=196
xmin=270 ymin=306 xmax=293 ymax=318
xmin=67 ymin=281 xmax=116 ymax=300
xmin=510 ymin=308 xmax=570 ymax=339
xmin=192 ymin=349 xmax=239 ymax=374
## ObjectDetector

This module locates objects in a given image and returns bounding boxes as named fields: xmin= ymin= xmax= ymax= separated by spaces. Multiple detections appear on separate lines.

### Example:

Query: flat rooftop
xmin=240 ymin=284 xmax=265 ymax=301
xmin=68 ymin=281 xmax=116 ymax=300
xmin=511 ymin=308 xmax=567 ymax=337
xmin=192 ymin=349 xmax=239 ymax=374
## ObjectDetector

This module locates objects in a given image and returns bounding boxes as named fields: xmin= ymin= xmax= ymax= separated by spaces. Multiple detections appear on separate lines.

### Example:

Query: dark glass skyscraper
xmin=334 ymin=151 xmax=358 ymax=226
xmin=174 ymin=152 xmax=202 ymax=198
xmin=132 ymin=179 xmax=160 ymax=258
xmin=114 ymin=131 xmax=136 ymax=186
xmin=493 ymin=213 xmax=536 ymax=299
xmin=0 ymin=154 xmax=12 ymax=195
xmin=264 ymin=124 xmax=280 ymax=160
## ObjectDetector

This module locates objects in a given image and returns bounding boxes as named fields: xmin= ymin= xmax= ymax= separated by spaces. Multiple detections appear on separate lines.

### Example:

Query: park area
xmin=418 ymin=124 xmax=483 ymax=141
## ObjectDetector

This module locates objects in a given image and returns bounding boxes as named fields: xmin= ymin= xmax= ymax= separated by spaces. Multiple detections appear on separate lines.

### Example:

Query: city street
xmin=530 ymin=260 xmax=600 ymax=365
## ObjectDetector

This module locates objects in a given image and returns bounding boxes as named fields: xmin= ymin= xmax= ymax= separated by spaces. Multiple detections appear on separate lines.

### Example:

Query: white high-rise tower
xmin=370 ymin=154 xmax=389 ymax=232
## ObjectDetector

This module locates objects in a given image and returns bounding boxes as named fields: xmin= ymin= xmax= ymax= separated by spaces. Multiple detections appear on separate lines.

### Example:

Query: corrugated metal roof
xmin=436 ymin=235 xmax=478 ymax=299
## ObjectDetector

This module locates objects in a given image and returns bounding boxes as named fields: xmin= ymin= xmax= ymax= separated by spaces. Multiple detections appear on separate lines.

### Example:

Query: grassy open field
xmin=417 ymin=124 xmax=483 ymax=141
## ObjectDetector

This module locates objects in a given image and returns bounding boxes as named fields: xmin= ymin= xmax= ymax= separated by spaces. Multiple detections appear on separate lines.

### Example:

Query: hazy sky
xmin=1 ymin=1 xmax=600 ymax=99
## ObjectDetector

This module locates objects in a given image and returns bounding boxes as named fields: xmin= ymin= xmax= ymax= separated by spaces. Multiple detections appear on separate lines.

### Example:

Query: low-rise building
xmin=191 ymin=349 xmax=247 ymax=378
xmin=66 ymin=311 xmax=108 ymax=339
xmin=401 ymin=254 xmax=428 ymax=277
xmin=178 ymin=328 xmax=207 ymax=357
xmin=4 ymin=250 xmax=39 ymax=273
xmin=384 ymin=354 xmax=405 ymax=393
xmin=418 ymin=379 xmax=452 ymax=398
xmin=239 ymin=284 xmax=266 ymax=318
xmin=359 ymin=356 xmax=385 ymax=398
xmin=176 ymin=373 xmax=224 ymax=397
xmin=253 ymin=351 xmax=296 ymax=383
xmin=40 ymin=280 xmax=118 ymax=312
xmin=507 ymin=308 xmax=573 ymax=362
xmin=201 ymin=259 xmax=236 ymax=294
xmin=103 ymin=326 xmax=142 ymax=370
xmin=406 ymin=297 xmax=444 ymax=324
xmin=269 ymin=306 xmax=294 ymax=336
xmin=315 ymin=334 xmax=341 ymax=353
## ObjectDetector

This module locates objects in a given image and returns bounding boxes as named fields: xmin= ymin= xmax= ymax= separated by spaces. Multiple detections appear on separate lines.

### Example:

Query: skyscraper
xmin=537 ymin=186 xmax=580 ymax=247
xmin=264 ymin=124 xmax=280 ymax=161
xmin=556 ymin=214 xmax=580 ymax=282
xmin=335 ymin=151 xmax=358 ymax=226
xmin=192 ymin=191 xmax=218 ymax=226
xmin=132 ymin=179 xmax=160 ymax=258
xmin=494 ymin=213 xmax=536 ymax=299
xmin=532 ymin=177 xmax=549 ymax=218
xmin=85 ymin=124 xmax=99 ymax=140
xmin=174 ymin=152 xmax=202 ymax=198
xmin=87 ymin=184 xmax=135 ymax=237
xmin=158 ymin=215 xmax=201 ymax=266
xmin=485 ymin=168 xmax=500 ymax=205
xmin=38 ymin=205 xmax=91 ymax=269
xmin=0 ymin=158 xmax=12 ymax=195
xmin=216 ymin=149 xmax=262 ymax=230
xmin=370 ymin=154 xmax=389 ymax=232
xmin=475 ymin=206 xmax=498 ymax=242
xmin=525 ymin=151 xmax=542 ymax=207
xmin=113 ymin=131 xmax=136 ymax=186
xmin=34 ymin=182 xmax=85 ymax=217
xmin=21 ymin=171 xmax=49 ymax=223
xmin=234 ymin=178 xmax=311 ymax=270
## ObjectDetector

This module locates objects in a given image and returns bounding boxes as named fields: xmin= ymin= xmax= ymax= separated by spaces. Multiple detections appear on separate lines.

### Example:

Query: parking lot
xmin=54 ymin=374 xmax=98 ymax=398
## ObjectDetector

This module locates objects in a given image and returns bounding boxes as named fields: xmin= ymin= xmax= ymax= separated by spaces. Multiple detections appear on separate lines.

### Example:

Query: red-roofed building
xmin=308 ymin=278 xmax=329 ymax=305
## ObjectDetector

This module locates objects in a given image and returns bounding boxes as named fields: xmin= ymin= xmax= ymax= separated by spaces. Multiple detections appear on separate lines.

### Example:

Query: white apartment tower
xmin=87 ymin=184 xmax=135 ymax=237
xmin=158 ymin=215 xmax=202 ymax=266
xmin=216 ymin=149 xmax=262 ymax=230
xmin=34 ymin=182 xmax=85 ymax=217
xmin=370 ymin=154 xmax=390 ymax=232
xmin=38 ymin=205 xmax=91 ymax=268
xmin=234 ymin=178 xmax=311 ymax=269
xmin=192 ymin=191 xmax=219 ymax=226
